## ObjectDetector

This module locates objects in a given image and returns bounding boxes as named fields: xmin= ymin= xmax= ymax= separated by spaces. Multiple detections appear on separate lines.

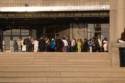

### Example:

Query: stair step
xmin=0 ymin=78 xmax=124 ymax=83
xmin=0 ymin=71 xmax=125 ymax=78
xmin=0 ymin=53 xmax=122 ymax=83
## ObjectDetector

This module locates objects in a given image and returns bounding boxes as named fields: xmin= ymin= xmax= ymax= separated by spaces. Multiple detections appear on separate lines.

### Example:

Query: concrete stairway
xmin=0 ymin=52 xmax=124 ymax=83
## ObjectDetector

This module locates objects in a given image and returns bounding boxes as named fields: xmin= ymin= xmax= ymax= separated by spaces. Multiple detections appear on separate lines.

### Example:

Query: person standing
xmin=102 ymin=37 xmax=108 ymax=52
xmin=62 ymin=37 xmax=68 ymax=52
xmin=24 ymin=36 xmax=32 ymax=52
xmin=33 ymin=39 xmax=39 ymax=52
xmin=82 ymin=38 xmax=88 ymax=52
xmin=21 ymin=38 xmax=26 ymax=52
xmin=77 ymin=39 xmax=82 ymax=52
xmin=121 ymin=28 xmax=125 ymax=41
xmin=50 ymin=38 xmax=56 ymax=52
xmin=71 ymin=38 xmax=76 ymax=52
xmin=39 ymin=37 xmax=46 ymax=52
xmin=118 ymin=28 xmax=125 ymax=43
xmin=13 ymin=40 xmax=18 ymax=52
xmin=45 ymin=37 xmax=50 ymax=52
xmin=56 ymin=38 xmax=63 ymax=52
xmin=88 ymin=39 xmax=93 ymax=52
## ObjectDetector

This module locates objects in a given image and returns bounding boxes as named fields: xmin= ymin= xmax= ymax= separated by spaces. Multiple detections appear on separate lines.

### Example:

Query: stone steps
xmin=0 ymin=53 xmax=111 ymax=66
xmin=0 ymin=65 xmax=113 ymax=72
xmin=0 ymin=77 xmax=124 ymax=83
xmin=0 ymin=69 xmax=125 ymax=78
xmin=0 ymin=53 xmax=124 ymax=83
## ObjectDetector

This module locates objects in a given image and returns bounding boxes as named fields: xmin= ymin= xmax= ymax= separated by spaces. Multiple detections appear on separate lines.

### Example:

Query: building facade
xmin=0 ymin=0 xmax=111 ymax=51
xmin=0 ymin=0 xmax=110 ymax=7
xmin=0 ymin=0 xmax=125 ymax=83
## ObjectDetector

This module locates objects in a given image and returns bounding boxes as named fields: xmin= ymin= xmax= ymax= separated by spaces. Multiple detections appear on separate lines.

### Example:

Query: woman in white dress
xmin=103 ymin=38 xmax=108 ymax=52
xmin=33 ymin=39 xmax=39 ymax=52
xmin=21 ymin=39 xmax=26 ymax=52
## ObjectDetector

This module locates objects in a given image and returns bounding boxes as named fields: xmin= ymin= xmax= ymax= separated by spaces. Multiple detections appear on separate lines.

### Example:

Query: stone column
xmin=110 ymin=0 xmax=125 ymax=67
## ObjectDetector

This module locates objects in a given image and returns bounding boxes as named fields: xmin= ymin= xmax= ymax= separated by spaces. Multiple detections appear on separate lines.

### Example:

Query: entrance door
xmin=3 ymin=29 xmax=30 ymax=51
xmin=3 ymin=36 xmax=10 ymax=50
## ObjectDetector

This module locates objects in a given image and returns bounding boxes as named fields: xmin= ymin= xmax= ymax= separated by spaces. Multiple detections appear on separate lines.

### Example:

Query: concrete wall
xmin=71 ymin=23 xmax=88 ymax=41
xmin=110 ymin=0 xmax=125 ymax=67
xmin=110 ymin=0 xmax=125 ymax=42
xmin=0 ymin=0 xmax=111 ymax=7
xmin=58 ymin=28 xmax=70 ymax=39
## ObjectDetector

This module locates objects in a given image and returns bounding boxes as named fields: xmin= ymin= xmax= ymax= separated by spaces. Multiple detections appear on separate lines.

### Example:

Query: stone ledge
xmin=115 ymin=43 xmax=125 ymax=48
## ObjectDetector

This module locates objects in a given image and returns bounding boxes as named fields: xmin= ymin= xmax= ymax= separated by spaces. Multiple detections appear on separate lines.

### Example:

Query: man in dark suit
xmin=24 ymin=36 xmax=33 ymax=52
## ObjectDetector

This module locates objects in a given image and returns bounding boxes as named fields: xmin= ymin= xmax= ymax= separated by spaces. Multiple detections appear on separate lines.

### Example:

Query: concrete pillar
xmin=110 ymin=0 xmax=125 ymax=42
xmin=70 ymin=23 xmax=73 ymax=40
xmin=110 ymin=0 xmax=125 ymax=67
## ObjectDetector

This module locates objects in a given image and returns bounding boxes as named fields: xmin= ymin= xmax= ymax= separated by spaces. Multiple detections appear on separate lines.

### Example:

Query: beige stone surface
xmin=0 ymin=0 xmax=124 ymax=83
xmin=0 ymin=53 xmax=124 ymax=83
xmin=0 ymin=0 xmax=111 ymax=7
xmin=110 ymin=0 xmax=125 ymax=67
xmin=110 ymin=0 xmax=125 ymax=42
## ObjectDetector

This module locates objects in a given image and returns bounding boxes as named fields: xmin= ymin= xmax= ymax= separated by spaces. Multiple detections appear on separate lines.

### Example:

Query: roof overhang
xmin=0 ymin=5 xmax=110 ymax=12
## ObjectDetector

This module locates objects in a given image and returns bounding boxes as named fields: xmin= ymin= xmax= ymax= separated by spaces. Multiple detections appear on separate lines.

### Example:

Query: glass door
xmin=3 ymin=29 xmax=30 ymax=51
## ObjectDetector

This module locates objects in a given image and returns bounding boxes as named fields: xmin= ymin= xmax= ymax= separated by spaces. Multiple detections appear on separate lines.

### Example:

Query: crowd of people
xmin=13 ymin=36 xmax=108 ymax=52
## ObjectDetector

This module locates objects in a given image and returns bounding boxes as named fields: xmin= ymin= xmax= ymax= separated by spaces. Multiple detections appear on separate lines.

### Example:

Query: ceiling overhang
xmin=0 ymin=5 xmax=110 ymax=12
